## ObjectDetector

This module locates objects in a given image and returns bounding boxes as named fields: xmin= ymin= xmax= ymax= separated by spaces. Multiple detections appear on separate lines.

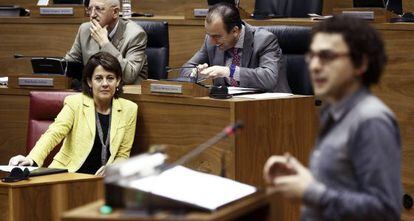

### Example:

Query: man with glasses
xmin=65 ymin=0 xmax=148 ymax=84
xmin=263 ymin=15 xmax=402 ymax=221
xmin=180 ymin=3 xmax=290 ymax=92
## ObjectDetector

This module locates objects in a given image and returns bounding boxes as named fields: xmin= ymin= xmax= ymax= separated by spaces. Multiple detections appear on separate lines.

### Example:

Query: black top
xmin=77 ymin=113 xmax=111 ymax=174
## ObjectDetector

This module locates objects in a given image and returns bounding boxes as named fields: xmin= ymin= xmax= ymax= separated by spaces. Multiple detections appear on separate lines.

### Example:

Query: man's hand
xmin=263 ymin=154 xmax=297 ymax=184
xmin=190 ymin=63 xmax=209 ymax=78
xmin=9 ymin=155 xmax=34 ymax=166
xmin=264 ymin=155 xmax=314 ymax=200
xmin=90 ymin=19 xmax=110 ymax=47
xmin=200 ymin=65 xmax=230 ymax=79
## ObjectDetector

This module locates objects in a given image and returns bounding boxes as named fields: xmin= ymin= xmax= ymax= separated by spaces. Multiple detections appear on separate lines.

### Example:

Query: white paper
xmin=0 ymin=165 xmax=38 ymax=172
xmin=308 ymin=13 xmax=333 ymax=20
xmin=37 ymin=0 xmax=49 ymax=6
xmin=0 ymin=77 xmax=7 ymax=85
xmin=227 ymin=87 xmax=261 ymax=95
xmin=130 ymin=166 xmax=256 ymax=211
xmin=235 ymin=92 xmax=293 ymax=99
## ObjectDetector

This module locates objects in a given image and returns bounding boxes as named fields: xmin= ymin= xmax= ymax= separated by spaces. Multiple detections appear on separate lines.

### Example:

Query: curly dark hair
xmin=311 ymin=15 xmax=387 ymax=87
xmin=206 ymin=2 xmax=242 ymax=33
xmin=82 ymin=52 xmax=123 ymax=98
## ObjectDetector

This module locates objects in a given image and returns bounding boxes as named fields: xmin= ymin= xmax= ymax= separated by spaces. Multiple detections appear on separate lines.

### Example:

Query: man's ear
xmin=113 ymin=7 xmax=120 ymax=19
xmin=232 ymin=26 xmax=240 ymax=34
xmin=356 ymin=56 xmax=369 ymax=76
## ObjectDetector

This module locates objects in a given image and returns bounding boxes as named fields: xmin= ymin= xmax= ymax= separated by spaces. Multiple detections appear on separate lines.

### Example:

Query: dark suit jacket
xmin=181 ymin=23 xmax=291 ymax=92
xmin=65 ymin=18 xmax=148 ymax=84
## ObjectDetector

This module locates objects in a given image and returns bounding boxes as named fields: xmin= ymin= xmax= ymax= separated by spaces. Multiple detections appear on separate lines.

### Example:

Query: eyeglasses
xmin=86 ymin=5 xmax=117 ymax=15
xmin=305 ymin=50 xmax=350 ymax=64
xmin=86 ymin=6 xmax=107 ymax=15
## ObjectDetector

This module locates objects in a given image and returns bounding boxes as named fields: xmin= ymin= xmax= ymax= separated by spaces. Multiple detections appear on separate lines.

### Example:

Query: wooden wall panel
xmin=168 ymin=25 xmax=204 ymax=76
xmin=0 ymin=0 xmax=256 ymax=16
xmin=0 ymin=94 xmax=29 ymax=164
xmin=322 ymin=0 xmax=353 ymax=15
xmin=0 ymin=22 xmax=79 ymax=75
xmin=372 ymin=30 xmax=414 ymax=210
xmin=404 ymin=0 xmax=414 ymax=11
xmin=0 ymin=174 xmax=103 ymax=221
xmin=129 ymin=96 xmax=235 ymax=178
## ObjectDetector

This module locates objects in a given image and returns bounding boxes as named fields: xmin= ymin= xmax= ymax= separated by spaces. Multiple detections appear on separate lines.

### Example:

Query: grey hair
xmin=106 ymin=0 xmax=120 ymax=7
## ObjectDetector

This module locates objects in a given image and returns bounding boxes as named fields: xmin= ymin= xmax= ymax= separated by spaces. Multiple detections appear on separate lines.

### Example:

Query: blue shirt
xmin=301 ymin=87 xmax=402 ymax=221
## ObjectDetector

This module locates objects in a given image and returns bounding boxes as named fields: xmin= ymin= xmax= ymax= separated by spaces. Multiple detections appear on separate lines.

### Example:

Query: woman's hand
xmin=8 ymin=155 xmax=34 ymax=166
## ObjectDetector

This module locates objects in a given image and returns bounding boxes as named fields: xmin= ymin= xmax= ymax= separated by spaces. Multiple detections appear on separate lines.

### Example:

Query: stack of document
xmin=129 ymin=166 xmax=257 ymax=211
xmin=0 ymin=165 xmax=38 ymax=172
xmin=227 ymin=87 xmax=261 ymax=95
xmin=0 ymin=77 xmax=7 ymax=86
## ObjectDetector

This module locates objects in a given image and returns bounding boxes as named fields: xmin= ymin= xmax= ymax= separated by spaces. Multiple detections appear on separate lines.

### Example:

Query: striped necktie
xmin=230 ymin=47 xmax=240 ymax=86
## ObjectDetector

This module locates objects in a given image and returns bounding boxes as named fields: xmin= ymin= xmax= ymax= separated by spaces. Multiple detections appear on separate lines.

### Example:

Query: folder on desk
xmin=106 ymin=165 xmax=257 ymax=212
xmin=29 ymin=167 xmax=68 ymax=177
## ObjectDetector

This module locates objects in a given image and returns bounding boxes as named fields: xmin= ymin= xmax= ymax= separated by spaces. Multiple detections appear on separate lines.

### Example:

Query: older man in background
xmin=65 ymin=0 xmax=148 ymax=84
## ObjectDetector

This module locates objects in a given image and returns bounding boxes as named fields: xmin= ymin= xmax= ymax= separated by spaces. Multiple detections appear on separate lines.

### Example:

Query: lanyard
xmin=95 ymin=111 xmax=111 ymax=166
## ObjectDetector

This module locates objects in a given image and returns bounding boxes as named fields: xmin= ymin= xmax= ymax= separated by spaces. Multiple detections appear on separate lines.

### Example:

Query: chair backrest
xmin=254 ymin=0 xmax=322 ymax=18
xmin=27 ymin=91 xmax=78 ymax=166
xmin=135 ymin=20 xmax=169 ymax=80
xmin=260 ymin=25 xmax=313 ymax=95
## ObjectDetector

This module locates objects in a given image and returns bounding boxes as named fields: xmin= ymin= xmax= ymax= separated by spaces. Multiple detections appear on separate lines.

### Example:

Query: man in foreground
xmin=264 ymin=15 xmax=402 ymax=221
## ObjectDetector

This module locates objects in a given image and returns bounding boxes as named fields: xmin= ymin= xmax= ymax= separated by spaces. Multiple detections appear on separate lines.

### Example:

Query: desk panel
xmin=0 ymin=94 xmax=29 ymax=164
xmin=0 ymin=173 xmax=104 ymax=221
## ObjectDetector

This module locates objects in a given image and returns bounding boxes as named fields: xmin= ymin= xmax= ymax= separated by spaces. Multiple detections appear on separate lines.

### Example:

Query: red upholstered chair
xmin=27 ymin=91 xmax=78 ymax=166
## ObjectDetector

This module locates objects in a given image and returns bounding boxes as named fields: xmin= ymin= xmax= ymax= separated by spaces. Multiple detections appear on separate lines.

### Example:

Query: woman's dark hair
xmin=206 ymin=2 xmax=242 ymax=33
xmin=82 ymin=52 xmax=123 ymax=98
xmin=311 ymin=15 xmax=387 ymax=87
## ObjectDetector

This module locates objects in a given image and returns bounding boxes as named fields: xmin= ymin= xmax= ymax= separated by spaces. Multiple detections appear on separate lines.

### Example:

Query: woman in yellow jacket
xmin=9 ymin=52 xmax=138 ymax=175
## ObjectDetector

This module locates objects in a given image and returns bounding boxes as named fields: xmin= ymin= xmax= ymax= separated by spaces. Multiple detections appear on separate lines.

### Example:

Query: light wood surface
xmin=0 ymin=173 xmax=104 ymax=221
xmin=322 ymin=0 xmax=353 ymax=15
xmin=62 ymin=190 xmax=277 ymax=221
xmin=141 ymin=80 xmax=210 ymax=97
xmin=405 ymin=0 xmax=414 ymax=12
xmin=8 ymin=74 xmax=71 ymax=89
xmin=0 ymin=0 xmax=257 ymax=16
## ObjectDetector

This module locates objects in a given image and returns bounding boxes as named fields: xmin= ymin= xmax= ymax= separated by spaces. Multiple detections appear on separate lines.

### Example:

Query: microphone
xmin=165 ymin=66 xmax=196 ymax=73
xmin=14 ymin=53 xmax=63 ymax=59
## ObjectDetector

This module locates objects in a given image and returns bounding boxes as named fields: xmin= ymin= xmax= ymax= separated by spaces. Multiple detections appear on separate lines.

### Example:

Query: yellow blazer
xmin=27 ymin=93 xmax=138 ymax=172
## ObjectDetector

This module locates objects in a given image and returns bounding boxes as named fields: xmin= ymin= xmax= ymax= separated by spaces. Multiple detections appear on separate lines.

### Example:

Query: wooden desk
xmin=61 ymin=190 xmax=277 ymax=221
xmin=0 ymin=173 xmax=104 ymax=221
xmin=0 ymin=85 xmax=316 ymax=221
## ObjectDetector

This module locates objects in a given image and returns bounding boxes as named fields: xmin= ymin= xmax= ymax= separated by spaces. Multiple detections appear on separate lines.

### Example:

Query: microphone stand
xmin=158 ymin=121 xmax=243 ymax=173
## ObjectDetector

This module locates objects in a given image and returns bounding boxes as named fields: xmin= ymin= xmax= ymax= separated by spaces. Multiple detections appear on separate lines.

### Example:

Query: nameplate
xmin=39 ymin=7 xmax=74 ymax=15
xmin=193 ymin=8 xmax=209 ymax=17
xmin=341 ymin=11 xmax=374 ymax=20
xmin=150 ymin=83 xmax=182 ymax=94
xmin=19 ymin=77 xmax=54 ymax=87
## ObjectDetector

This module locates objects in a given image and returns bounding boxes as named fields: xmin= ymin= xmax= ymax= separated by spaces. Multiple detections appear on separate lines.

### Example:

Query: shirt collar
xmin=326 ymin=87 xmax=369 ymax=122
xmin=108 ymin=20 xmax=119 ymax=40
xmin=234 ymin=24 xmax=245 ymax=49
